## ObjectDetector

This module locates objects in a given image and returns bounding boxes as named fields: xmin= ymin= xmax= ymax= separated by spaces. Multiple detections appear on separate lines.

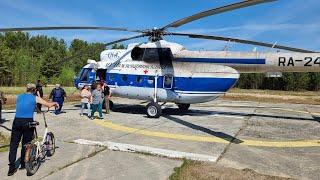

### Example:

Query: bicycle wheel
xmin=46 ymin=132 xmax=55 ymax=157
xmin=25 ymin=144 xmax=40 ymax=176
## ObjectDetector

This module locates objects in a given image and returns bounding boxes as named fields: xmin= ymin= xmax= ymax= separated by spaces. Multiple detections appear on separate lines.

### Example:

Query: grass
xmin=222 ymin=88 xmax=320 ymax=105
xmin=169 ymin=159 xmax=293 ymax=180
xmin=229 ymin=88 xmax=320 ymax=96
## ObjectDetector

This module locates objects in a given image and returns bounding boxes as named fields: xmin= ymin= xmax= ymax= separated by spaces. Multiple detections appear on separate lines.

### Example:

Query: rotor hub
xmin=145 ymin=28 xmax=165 ymax=42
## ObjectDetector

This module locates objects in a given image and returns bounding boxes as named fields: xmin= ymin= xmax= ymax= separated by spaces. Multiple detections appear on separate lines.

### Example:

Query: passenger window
xmin=147 ymin=76 xmax=154 ymax=84
xmin=80 ymin=69 xmax=90 ymax=82
xmin=109 ymin=74 xmax=115 ymax=81
xmin=136 ymin=76 xmax=142 ymax=83
xmin=122 ymin=74 xmax=128 ymax=81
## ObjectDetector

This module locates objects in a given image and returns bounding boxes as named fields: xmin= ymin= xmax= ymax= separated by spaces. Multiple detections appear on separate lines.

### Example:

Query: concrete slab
xmin=218 ymin=145 xmax=320 ymax=180
xmin=0 ymin=141 xmax=104 ymax=180
xmin=44 ymin=150 xmax=181 ymax=180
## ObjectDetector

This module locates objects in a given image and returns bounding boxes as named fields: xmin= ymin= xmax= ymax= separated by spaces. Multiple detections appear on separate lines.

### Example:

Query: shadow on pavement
xmin=111 ymin=103 xmax=319 ymax=122
xmin=163 ymin=115 xmax=243 ymax=144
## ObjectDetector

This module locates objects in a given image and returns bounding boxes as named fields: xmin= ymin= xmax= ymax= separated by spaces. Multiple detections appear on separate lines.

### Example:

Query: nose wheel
xmin=146 ymin=102 xmax=162 ymax=118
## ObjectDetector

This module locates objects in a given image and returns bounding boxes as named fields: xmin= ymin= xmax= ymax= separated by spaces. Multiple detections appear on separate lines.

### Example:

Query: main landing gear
xmin=146 ymin=73 xmax=162 ymax=118
xmin=146 ymin=102 xmax=162 ymax=118
xmin=177 ymin=103 xmax=190 ymax=112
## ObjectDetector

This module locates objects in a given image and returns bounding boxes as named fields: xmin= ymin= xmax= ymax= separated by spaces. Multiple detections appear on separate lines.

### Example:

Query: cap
xmin=26 ymin=83 xmax=36 ymax=91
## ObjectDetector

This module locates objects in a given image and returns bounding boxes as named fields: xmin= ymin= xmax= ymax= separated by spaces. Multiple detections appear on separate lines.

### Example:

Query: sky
xmin=0 ymin=0 xmax=319 ymax=52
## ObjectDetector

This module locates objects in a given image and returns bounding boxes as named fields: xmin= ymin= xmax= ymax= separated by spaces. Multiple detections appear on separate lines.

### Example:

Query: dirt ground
xmin=223 ymin=88 xmax=320 ymax=105
xmin=170 ymin=160 xmax=293 ymax=180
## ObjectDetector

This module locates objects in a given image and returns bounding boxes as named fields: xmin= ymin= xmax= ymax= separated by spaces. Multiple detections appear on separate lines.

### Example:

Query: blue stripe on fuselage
xmin=107 ymin=73 xmax=238 ymax=93
xmin=175 ymin=57 xmax=266 ymax=64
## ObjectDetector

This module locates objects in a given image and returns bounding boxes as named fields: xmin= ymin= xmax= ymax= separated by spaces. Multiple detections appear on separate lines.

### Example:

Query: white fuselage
xmin=76 ymin=40 xmax=320 ymax=104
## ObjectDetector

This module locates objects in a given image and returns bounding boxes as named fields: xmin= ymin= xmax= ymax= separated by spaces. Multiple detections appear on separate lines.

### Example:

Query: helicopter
xmin=1 ymin=0 xmax=319 ymax=118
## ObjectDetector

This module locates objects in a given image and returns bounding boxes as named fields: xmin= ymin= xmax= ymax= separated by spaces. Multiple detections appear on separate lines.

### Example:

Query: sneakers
xmin=7 ymin=166 xmax=17 ymax=176
xmin=80 ymin=114 xmax=84 ymax=117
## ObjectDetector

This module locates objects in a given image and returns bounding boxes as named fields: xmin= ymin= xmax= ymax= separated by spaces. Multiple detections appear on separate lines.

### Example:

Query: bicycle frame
xmin=33 ymin=110 xmax=49 ymax=159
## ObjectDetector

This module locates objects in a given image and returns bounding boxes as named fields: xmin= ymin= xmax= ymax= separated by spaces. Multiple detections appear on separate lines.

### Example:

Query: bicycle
xmin=24 ymin=109 xmax=55 ymax=176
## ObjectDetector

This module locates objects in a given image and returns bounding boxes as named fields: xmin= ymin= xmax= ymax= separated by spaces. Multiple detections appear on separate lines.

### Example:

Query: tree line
xmin=0 ymin=32 xmax=319 ymax=91
xmin=0 ymin=32 xmax=106 ymax=86
xmin=236 ymin=73 xmax=320 ymax=91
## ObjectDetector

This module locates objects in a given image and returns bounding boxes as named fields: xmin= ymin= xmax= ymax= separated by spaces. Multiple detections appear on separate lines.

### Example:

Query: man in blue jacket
xmin=49 ymin=84 xmax=66 ymax=115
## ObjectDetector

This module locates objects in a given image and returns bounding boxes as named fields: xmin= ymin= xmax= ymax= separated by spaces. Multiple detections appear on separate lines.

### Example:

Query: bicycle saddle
xmin=28 ymin=121 xmax=40 ymax=128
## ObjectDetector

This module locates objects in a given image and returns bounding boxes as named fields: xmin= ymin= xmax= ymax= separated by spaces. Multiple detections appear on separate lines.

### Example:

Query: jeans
xmin=8 ymin=118 xmax=34 ymax=167
xmin=81 ymin=103 xmax=91 ymax=116
xmin=91 ymin=103 xmax=103 ymax=118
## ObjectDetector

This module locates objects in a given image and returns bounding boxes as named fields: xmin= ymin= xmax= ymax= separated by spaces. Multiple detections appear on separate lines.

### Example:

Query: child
xmin=90 ymin=83 xmax=104 ymax=119
xmin=80 ymin=85 xmax=92 ymax=117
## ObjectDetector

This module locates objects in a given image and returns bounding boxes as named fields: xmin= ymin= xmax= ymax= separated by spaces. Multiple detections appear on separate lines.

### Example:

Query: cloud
xmin=1 ymin=0 xmax=93 ymax=25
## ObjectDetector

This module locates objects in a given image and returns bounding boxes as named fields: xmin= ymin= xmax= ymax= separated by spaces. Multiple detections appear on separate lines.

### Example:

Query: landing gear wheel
xmin=177 ymin=103 xmax=190 ymax=111
xmin=46 ymin=132 xmax=55 ymax=157
xmin=146 ymin=102 xmax=162 ymax=118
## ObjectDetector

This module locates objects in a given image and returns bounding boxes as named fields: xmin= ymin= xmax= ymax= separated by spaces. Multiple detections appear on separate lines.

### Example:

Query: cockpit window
xmin=143 ymin=48 xmax=159 ymax=62
xmin=131 ymin=47 xmax=145 ymax=61
xmin=80 ymin=68 xmax=90 ymax=82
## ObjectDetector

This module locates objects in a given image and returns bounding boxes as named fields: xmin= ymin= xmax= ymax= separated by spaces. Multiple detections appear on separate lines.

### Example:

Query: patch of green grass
xmin=169 ymin=159 xmax=193 ymax=180
xmin=169 ymin=159 xmax=293 ymax=180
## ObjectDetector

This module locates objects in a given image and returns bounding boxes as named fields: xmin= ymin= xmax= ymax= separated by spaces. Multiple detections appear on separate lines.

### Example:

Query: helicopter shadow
xmin=112 ymin=103 xmax=319 ymax=122
xmin=163 ymin=115 xmax=243 ymax=144
xmin=112 ymin=104 xmax=213 ymax=117
xmin=112 ymin=104 xmax=242 ymax=144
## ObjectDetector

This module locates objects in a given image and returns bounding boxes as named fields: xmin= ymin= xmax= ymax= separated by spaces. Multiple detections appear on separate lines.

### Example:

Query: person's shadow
xmin=0 ymin=118 xmax=11 ymax=131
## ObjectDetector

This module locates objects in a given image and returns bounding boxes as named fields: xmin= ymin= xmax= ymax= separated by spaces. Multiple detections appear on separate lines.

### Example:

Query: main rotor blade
xmin=169 ymin=32 xmax=316 ymax=53
xmin=104 ymin=34 xmax=146 ymax=46
xmin=161 ymin=0 xmax=276 ymax=30
xmin=0 ymin=26 xmax=143 ymax=33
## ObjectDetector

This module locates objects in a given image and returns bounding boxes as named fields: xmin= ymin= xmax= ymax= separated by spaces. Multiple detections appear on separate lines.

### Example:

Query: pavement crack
xmin=39 ymin=146 xmax=107 ymax=179
xmin=215 ymin=102 xmax=259 ymax=163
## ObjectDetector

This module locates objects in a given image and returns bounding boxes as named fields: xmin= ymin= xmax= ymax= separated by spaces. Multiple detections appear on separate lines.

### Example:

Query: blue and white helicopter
xmin=2 ymin=0 xmax=319 ymax=118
